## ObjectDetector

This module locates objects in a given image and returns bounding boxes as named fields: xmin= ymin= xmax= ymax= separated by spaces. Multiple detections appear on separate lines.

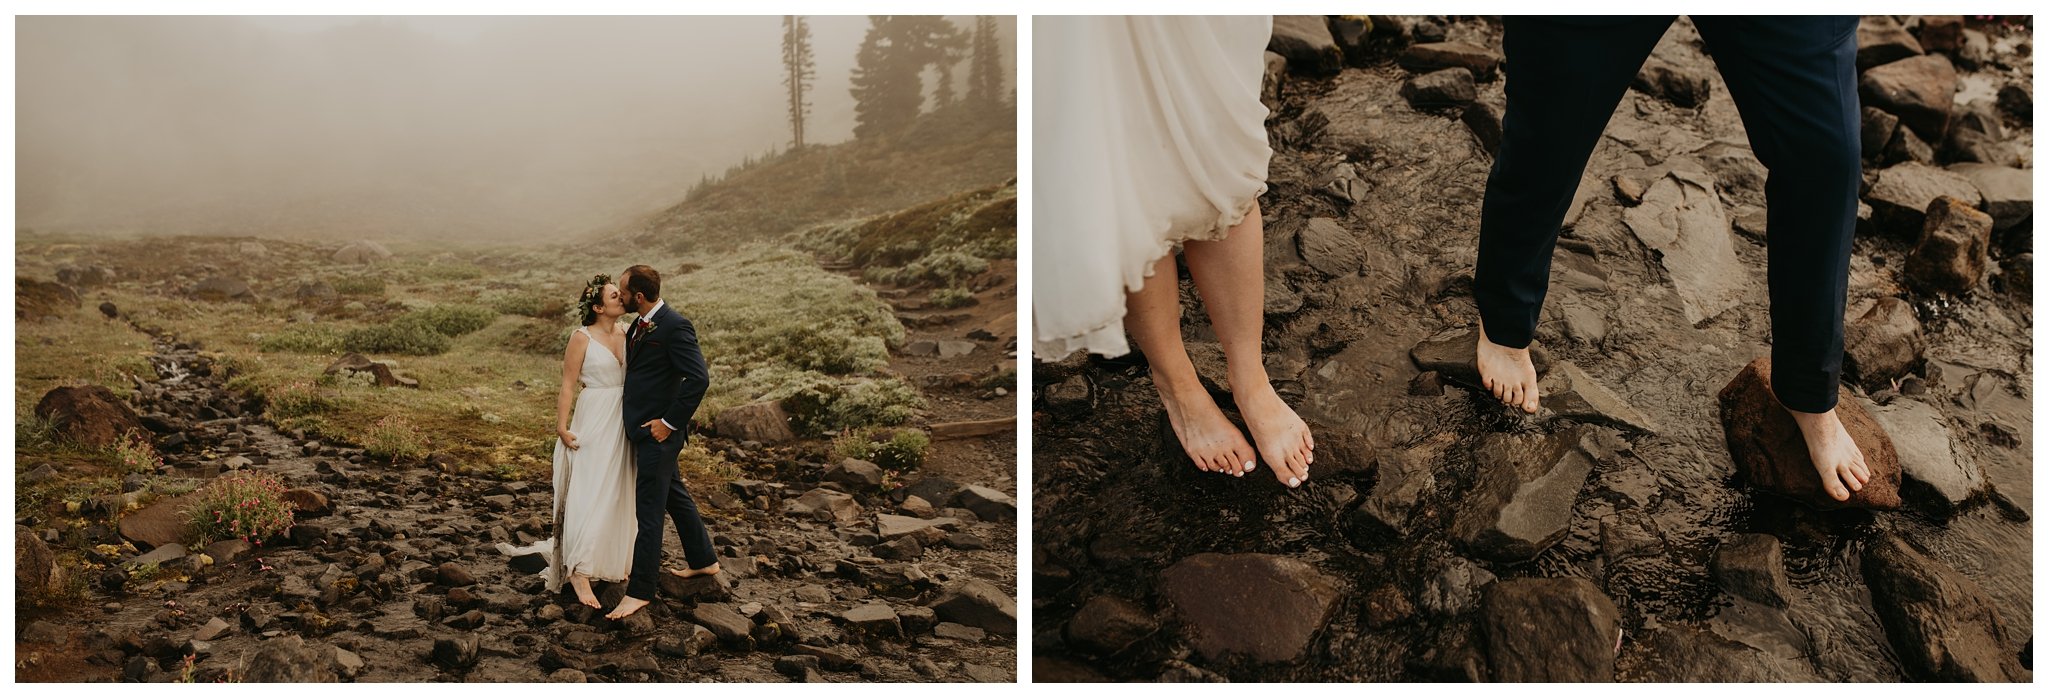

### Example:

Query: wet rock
xmin=1862 ymin=536 xmax=2028 ymax=681
xmin=1867 ymin=162 xmax=1982 ymax=236
xmin=1623 ymin=169 xmax=1744 ymax=326
xmin=1357 ymin=442 xmax=1436 ymax=536
xmin=841 ymin=603 xmax=901 ymax=637
xmin=1904 ymin=195 xmax=1994 ymax=295
xmin=1945 ymin=163 xmax=2032 ymax=232
xmin=689 ymin=603 xmax=755 ymax=649
xmin=714 ymin=400 xmax=796 ymax=443
xmin=1267 ymin=16 xmax=1342 ymax=77
xmin=35 ymin=384 xmax=144 ymax=449
xmin=1478 ymin=577 xmax=1621 ymax=682
xmin=1619 ymin=624 xmax=1816 ymax=681
xmin=1400 ymin=41 xmax=1500 ymax=80
xmin=1843 ymin=296 xmax=1924 ymax=384
xmin=1420 ymin=556 xmax=1496 ymax=617
xmin=1065 ymin=595 xmax=1156 ymax=655
xmin=118 ymin=494 xmax=197 ymax=550
xmin=1857 ymin=15 xmax=1925 ymax=70
xmin=431 ymin=634 xmax=480 ymax=671
xmin=1716 ymin=357 xmax=1903 ymax=510
xmin=1409 ymin=326 xmax=1551 ymax=390
xmin=190 ymin=276 xmax=253 ymax=301
xmin=823 ymin=458 xmax=884 ymax=490
xmin=1864 ymin=397 xmax=1983 ymax=517
xmin=1633 ymin=55 xmax=1711 ymax=107
xmin=955 ymin=485 xmax=1016 ymax=521
xmin=1452 ymin=426 xmax=1609 ymax=562
xmin=928 ymin=579 xmax=1016 ymax=635
xmin=436 ymin=562 xmax=476 ymax=587
xmin=1860 ymin=54 xmax=1957 ymax=141
xmin=17 ymin=525 xmax=54 ymax=596
xmin=1711 ymin=533 xmax=1792 ymax=608
xmin=657 ymin=569 xmax=732 ymax=602
xmin=1298 ymin=217 xmax=1365 ymax=276
xmin=786 ymin=488 xmax=862 ymax=524
xmin=240 ymin=636 xmax=339 ymax=682
xmin=1539 ymin=361 xmax=1658 ymax=434
xmin=1159 ymin=553 xmax=1340 ymax=663
xmin=1401 ymin=67 xmax=1476 ymax=108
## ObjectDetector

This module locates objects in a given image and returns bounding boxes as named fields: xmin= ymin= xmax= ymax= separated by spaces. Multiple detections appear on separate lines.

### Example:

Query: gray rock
xmin=1451 ymin=427 xmax=1610 ymax=562
xmin=1712 ymin=533 xmax=1792 ymax=608
xmin=242 ymin=636 xmax=340 ymax=681
xmin=1866 ymin=162 xmax=1982 ymax=236
xmin=1297 ymin=217 xmax=1365 ymax=276
xmin=1945 ymin=163 xmax=2032 ymax=232
xmin=1862 ymin=536 xmax=2028 ymax=681
xmin=1633 ymin=55 xmax=1711 ymax=107
xmin=715 ymin=400 xmax=796 ymax=443
xmin=1623 ymin=169 xmax=1745 ymax=326
xmin=1860 ymin=54 xmax=1957 ymax=141
xmin=1419 ymin=557 xmax=1496 ymax=617
xmin=1479 ymin=578 xmax=1621 ymax=681
xmin=929 ymin=579 xmax=1017 ymax=635
xmin=786 ymin=488 xmax=862 ymax=524
xmin=128 ymin=542 xmax=188 ymax=569
xmin=955 ymin=485 xmax=1016 ymax=521
xmin=1401 ymin=67 xmax=1477 ymax=107
xmin=1843 ymin=296 xmax=1925 ymax=385
xmin=1358 ymin=443 xmax=1437 ymax=535
xmin=1863 ymin=397 xmax=1983 ymax=517
xmin=1539 ymin=361 xmax=1658 ymax=434
xmin=840 ymin=603 xmax=901 ymax=637
xmin=1408 ymin=326 xmax=1552 ymax=390
xmin=823 ymin=458 xmax=884 ymax=490
xmin=1904 ymin=195 xmax=1994 ymax=295
xmin=1857 ymin=15 xmax=1925 ymax=70
xmin=876 ymin=514 xmax=960 ymax=543
xmin=1065 ymin=595 xmax=1156 ymax=655
xmin=689 ymin=603 xmax=756 ymax=648
xmin=1266 ymin=16 xmax=1342 ymax=77
xmin=1400 ymin=41 xmax=1501 ymax=80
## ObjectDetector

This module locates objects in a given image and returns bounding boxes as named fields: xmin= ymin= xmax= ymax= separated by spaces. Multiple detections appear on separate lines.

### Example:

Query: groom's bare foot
xmin=667 ymin=562 xmax=720 ymax=579
xmin=1154 ymin=375 xmax=1258 ymax=477
xmin=1234 ymin=379 xmax=1313 ymax=489
xmin=604 ymin=595 xmax=650 ymax=620
xmin=569 ymin=572 xmax=601 ymax=609
xmin=1787 ymin=407 xmax=1872 ymax=502
xmin=1476 ymin=323 xmax=1540 ymax=413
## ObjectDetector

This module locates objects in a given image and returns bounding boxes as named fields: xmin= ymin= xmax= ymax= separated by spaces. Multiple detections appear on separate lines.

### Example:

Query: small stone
xmin=1712 ymin=533 xmax=1793 ymax=608
xmin=1065 ymin=595 xmax=1156 ymax=655
xmin=1860 ymin=54 xmax=1957 ymax=141
xmin=1401 ymin=67 xmax=1477 ymax=107
xmin=1400 ymin=41 xmax=1501 ymax=80
xmin=927 ymin=579 xmax=1017 ymax=635
xmin=1479 ymin=578 xmax=1621 ymax=681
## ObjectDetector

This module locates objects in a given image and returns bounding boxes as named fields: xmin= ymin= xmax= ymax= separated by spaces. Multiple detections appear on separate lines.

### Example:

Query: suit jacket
xmin=622 ymin=302 xmax=710 ymax=449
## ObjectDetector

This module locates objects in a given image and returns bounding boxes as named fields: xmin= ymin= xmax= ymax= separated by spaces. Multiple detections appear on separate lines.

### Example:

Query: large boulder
xmin=1478 ymin=578 xmax=1621 ymax=682
xmin=1842 ymin=296 xmax=1924 ymax=384
xmin=1159 ymin=553 xmax=1340 ymax=664
xmin=332 ymin=240 xmax=393 ymax=264
xmin=1266 ymin=16 xmax=1342 ymax=77
xmin=1859 ymin=54 xmax=1957 ymax=141
xmin=35 ymin=384 xmax=144 ymax=449
xmin=1862 ymin=536 xmax=2028 ymax=682
xmin=1903 ymin=195 xmax=1994 ymax=295
xmin=17 ymin=277 xmax=81 ymax=321
xmin=714 ymin=400 xmax=797 ymax=443
xmin=1716 ymin=358 xmax=1902 ymax=510
xmin=1856 ymin=15 xmax=1925 ymax=70
xmin=117 ymin=493 xmax=198 ymax=551
xmin=1451 ymin=426 xmax=1611 ymax=562
xmin=238 ymin=636 xmax=339 ymax=682
xmin=1862 ymin=397 xmax=1983 ymax=517
xmin=189 ymin=276 xmax=254 ymax=302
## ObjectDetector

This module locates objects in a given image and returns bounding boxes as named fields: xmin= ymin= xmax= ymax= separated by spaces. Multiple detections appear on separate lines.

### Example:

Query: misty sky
xmin=15 ymin=15 xmax=1015 ymax=242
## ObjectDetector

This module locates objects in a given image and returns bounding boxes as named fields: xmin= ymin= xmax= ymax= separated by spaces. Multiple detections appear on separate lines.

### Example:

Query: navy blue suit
xmin=622 ymin=300 xmax=717 ymax=599
xmin=1473 ymin=16 xmax=1861 ymax=412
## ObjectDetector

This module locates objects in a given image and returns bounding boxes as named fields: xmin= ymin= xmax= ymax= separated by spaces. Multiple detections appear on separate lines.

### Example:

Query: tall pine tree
xmin=850 ymin=16 xmax=966 ymax=139
xmin=968 ymin=16 xmax=1005 ymax=112
xmin=781 ymin=15 xmax=815 ymax=149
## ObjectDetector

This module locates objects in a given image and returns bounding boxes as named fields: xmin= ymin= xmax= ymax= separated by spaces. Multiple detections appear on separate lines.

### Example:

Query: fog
xmin=15 ymin=15 xmax=1014 ymax=243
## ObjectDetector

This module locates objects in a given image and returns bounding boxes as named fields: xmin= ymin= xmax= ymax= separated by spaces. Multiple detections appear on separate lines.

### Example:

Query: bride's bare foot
xmin=1787 ymin=407 xmax=1871 ymax=502
xmin=667 ymin=562 xmax=720 ymax=579
xmin=1155 ymin=376 xmax=1258 ymax=477
xmin=568 ymin=572 xmax=601 ymax=609
xmin=604 ymin=595 xmax=650 ymax=620
xmin=1234 ymin=380 xmax=1314 ymax=489
xmin=1476 ymin=323 xmax=1540 ymax=413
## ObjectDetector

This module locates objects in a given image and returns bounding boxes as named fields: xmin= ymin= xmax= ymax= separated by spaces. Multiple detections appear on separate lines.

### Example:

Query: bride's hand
xmin=558 ymin=428 xmax=579 ymax=450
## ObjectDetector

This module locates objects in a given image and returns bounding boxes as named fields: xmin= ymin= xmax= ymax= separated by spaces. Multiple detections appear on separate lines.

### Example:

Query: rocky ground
xmin=15 ymin=241 xmax=1019 ymax=682
xmin=1033 ymin=15 xmax=2032 ymax=682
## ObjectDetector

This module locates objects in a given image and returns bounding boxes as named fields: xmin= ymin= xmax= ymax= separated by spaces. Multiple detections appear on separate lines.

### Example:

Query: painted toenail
xmin=1243 ymin=460 xmax=1254 ymax=472
xmin=1287 ymin=477 xmax=1300 ymax=487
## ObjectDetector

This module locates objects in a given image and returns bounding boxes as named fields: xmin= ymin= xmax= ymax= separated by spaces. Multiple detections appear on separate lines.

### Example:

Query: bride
xmin=503 ymin=274 xmax=639 ymax=608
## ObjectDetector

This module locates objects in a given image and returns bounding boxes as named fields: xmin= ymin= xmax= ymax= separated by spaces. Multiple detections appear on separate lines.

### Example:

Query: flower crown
xmin=576 ymin=273 xmax=612 ymax=325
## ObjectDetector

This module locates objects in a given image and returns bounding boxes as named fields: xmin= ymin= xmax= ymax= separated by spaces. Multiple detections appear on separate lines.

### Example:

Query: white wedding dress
xmin=1032 ymin=15 xmax=1276 ymax=359
xmin=499 ymin=326 xmax=637 ymax=591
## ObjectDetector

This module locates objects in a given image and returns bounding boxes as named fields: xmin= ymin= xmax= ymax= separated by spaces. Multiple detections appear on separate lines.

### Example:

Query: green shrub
xmin=109 ymin=432 xmax=163 ymax=475
xmin=263 ymin=380 xmax=336 ymax=419
xmin=362 ymin=415 xmax=426 ymax=462
xmin=405 ymin=304 xmax=497 ymax=337
xmin=332 ymin=276 xmax=385 ymax=295
xmin=929 ymin=286 xmax=976 ymax=309
xmin=258 ymin=325 xmax=344 ymax=354
xmin=184 ymin=470 xmax=294 ymax=546
xmin=487 ymin=318 xmax=574 ymax=356
xmin=827 ymin=378 xmax=924 ymax=428
xmin=676 ymin=444 xmax=741 ymax=504
xmin=865 ymin=250 xmax=989 ymax=287
xmin=831 ymin=427 xmax=929 ymax=472
xmin=343 ymin=320 xmax=451 ymax=356
xmin=709 ymin=368 xmax=923 ymax=435
xmin=678 ymin=247 xmax=904 ymax=376
xmin=484 ymin=289 xmax=568 ymax=319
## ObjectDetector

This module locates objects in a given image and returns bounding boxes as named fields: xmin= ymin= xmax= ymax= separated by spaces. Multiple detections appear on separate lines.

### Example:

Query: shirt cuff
xmin=659 ymin=419 xmax=674 ymax=430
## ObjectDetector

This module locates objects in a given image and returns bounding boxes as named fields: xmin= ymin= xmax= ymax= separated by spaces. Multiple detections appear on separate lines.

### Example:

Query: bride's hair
xmin=575 ymin=273 xmax=612 ymax=327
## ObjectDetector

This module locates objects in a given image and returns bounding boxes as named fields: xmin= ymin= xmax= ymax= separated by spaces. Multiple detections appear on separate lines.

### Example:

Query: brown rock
xmin=1716 ymin=358 xmax=1902 ymax=510
xmin=16 ymin=525 xmax=54 ymax=596
xmin=1904 ymin=195 xmax=1994 ymax=295
xmin=281 ymin=488 xmax=331 ymax=517
xmin=1842 ymin=296 xmax=1924 ymax=384
xmin=1479 ymin=578 xmax=1621 ymax=681
xmin=35 ymin=384 xmax=144 ymax=449
xmin=1066 ymin=596 xmax=1157 ymax=655
xmin=1865 ymin=162 xmax=1981 ymax=236
xmin=119 ymin=493 xmax=199 ymax=550
xmin=1159 ymin=553 xmax=1340 ymax=664
xmin=1400 ymin=41 xmax=1501 ymax=80
xmin=322 ymin=353 xmax=402 ymax=388
xmin=1860 ymin=54 xmax=1957 ymax=141
xmin=1266 ymin=16 xmax=1342 ymax=77
xmin=1916 ymin=16 xmax=1965 ymax=53
xmin=1856 ymin=15 xmax=1925 ymax=70
xmin=1862 ymin=536 xmax=2027 ymax=681
xmin=714 ymin=400 xmax=797 ymax=443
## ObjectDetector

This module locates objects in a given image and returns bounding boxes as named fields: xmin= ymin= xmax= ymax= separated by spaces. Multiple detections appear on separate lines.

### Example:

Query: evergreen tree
xmin=968 ymin=16 xmax=1006 ymax=111
xmin=780 ymin=15 xmax=815 ymax=149
xmin=850 ymin=16 xmax=966 ymax=139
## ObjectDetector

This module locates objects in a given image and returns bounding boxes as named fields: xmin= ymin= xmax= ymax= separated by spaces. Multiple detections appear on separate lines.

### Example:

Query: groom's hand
xmin=641 ymin=419 xmax=673 ymax=443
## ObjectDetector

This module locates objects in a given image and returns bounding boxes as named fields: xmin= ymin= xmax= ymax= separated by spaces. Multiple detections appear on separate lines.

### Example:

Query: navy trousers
xmin=1473 ymin=16 xmax=1862 ymax=412
xmin=627 ymin=438 xmax=719 ymax=600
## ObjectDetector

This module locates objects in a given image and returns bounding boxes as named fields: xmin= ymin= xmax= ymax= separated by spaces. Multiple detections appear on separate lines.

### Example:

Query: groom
xmin=606 ymin=264 xmax=720 ymax=620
